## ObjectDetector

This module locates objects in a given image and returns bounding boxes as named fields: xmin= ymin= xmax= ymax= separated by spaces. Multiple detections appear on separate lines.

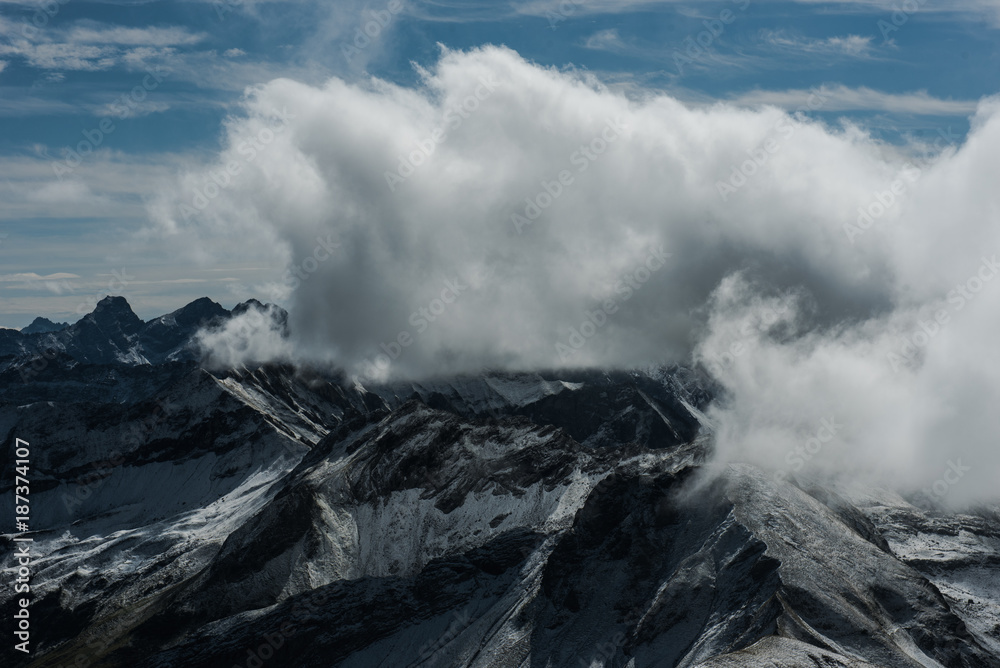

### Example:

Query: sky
xmin=0 ymin=0 xmax=997 ymax=328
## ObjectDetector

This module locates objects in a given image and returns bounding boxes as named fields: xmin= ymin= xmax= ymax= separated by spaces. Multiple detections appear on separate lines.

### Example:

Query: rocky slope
xmin=0 ymin=298 xmax=997 ymax=668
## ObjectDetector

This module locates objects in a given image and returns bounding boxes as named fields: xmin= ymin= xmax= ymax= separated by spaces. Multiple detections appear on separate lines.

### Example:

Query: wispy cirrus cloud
xmin=428 ymin=0 xmax=1000 ymax=25
xmin=63 ymin=23 xmax=207 ymax=47
xmin=0 ymin=151 xmax=181 ymax=222
xmin=0 ymin=17 xmax=205 ymax=71
xmin=728 ymin=84 xmax=978 ymax=116
xmin=582 ymin=27 xmax=760 ymax=76
xmin=583 ymin=28 xmax=628 ymax=53
xmin=0 ymin=271 xmax=80 ymax=294
xmin=0 ymin=272 xmax=79 ymax=281
xmin=759 ymin=30 xmax=877 ymax=59
xmin=514 ymin=0 xmax=672 ymax=18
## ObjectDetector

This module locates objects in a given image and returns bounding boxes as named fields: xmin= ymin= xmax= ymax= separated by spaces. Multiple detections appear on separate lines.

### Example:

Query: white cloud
xmin=0 ymin=271 xmax=80 ymax=294
xmin=0 ymin=17 xmax=205 ymax=71
xmin=0 ymin=272 xmax=80 ymax=281
xmin=477 ymin=0 xmax=1000 ymax=27
xmin=27 ymin=180 xmax=103 ymax=204
xmin=728 ymin=85 xmax=978 ymax=116
xmin=583 ymin=28 xmax=628 ymax=52
xmin=825 ymin=35 xmax=875 ymax=56
xmin=0 ymin=152 xmax=181 ymax=222
xmin=0 ymin=41 xmax=118 ymax=71
xmin=94 ymin=99 xmax=172 ymax=119
xmin=195 ymin=303 xmax=296 ymax=368
xmin=151 ymin=46 xmax=1000 ymax=502
xmin=64 ymin=24 xmax=206 ymax=47
xmin=760 ymin=30 xmax=876 ymax=58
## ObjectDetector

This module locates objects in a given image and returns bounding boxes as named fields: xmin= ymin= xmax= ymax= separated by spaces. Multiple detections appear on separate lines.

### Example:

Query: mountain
xmin=20 ymin=317 xmax=69 ymax=335
xmin=0 ymin=305 xmax=998 ymax=667
xmin=139 ymin=296 xmax=231 ymax=363
xmin=0 ymin=296 xmax=287 ymax=372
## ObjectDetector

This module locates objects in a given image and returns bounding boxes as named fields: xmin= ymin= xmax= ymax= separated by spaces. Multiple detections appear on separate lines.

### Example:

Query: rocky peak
xmin=22 ymin=316 xmax=70 ymax=334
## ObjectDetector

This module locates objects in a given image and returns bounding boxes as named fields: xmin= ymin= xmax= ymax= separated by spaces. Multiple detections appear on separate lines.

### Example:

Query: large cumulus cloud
xmin=152 ymin=45 xmax=1000 ymax=503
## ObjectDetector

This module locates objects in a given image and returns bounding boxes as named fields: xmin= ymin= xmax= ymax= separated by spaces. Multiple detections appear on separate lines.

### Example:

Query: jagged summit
xmin=231 ymin=297 xmax=266 ymax=315
xmin=0 ymin=295 xmax=285 ymax=369
xmin=91 ymin=294 xmax=141 ymax=318
xmin=21 ymin=316 xmax=70 ymax=334
xmin=81 ymin=295 xmax=145 ymax=337
xmin=164 ymin=296 xmax=229 ymax=323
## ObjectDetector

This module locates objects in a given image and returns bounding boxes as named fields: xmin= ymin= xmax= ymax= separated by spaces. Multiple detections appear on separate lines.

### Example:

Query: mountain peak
xmin=231 ymin=298 xmax=266 ymax=316
xmin=94 ymin=294 xmax=136 ymax=312
xmin=22 ymin=316 xmax=70 ymax=334
xmin=168 ymin=297 xmax=229 ymax=325
xmin=88 ymin=295 xmax=144 ymax=331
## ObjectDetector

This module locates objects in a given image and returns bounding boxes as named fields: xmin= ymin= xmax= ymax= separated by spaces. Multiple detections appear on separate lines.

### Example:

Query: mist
xmin=153 ymin=45 xmax=1000 ymax=503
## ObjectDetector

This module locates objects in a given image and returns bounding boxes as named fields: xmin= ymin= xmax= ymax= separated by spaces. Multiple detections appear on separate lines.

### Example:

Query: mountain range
xmin=1 ymin=297 xmax=998 ymax=667
xmin=0 ymin=296 xmax=284 ymax=374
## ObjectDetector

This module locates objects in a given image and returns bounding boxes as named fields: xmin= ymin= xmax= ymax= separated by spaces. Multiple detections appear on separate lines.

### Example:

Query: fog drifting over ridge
xmin=154 ymin=46 xmax=1000 ymax=504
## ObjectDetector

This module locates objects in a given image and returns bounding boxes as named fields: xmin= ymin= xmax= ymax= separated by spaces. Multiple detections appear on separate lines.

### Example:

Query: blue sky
xmin=0 ymin=0 xmax=997 ymax=328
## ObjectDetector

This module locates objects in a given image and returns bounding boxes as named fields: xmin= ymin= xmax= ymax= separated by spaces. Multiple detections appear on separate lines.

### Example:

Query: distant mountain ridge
xmin=0 ymin=295 xmax=286 ymax=371
xmin=21 ymin=317 xmax=69 ymax=334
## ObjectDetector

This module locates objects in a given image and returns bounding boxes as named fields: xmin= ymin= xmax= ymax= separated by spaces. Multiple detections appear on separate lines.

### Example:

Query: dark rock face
xmin=0 ymin=295 xmax=288 ymax=371
xmin=21 ymin=317 xmax=69 ymax=335
xmin=0 ymin=307 xmax=998 ymax=668
xmin=138 ymin=297 xmax=230 ymax=363
xmin=61 ymin=296 xmax=146 ymax=364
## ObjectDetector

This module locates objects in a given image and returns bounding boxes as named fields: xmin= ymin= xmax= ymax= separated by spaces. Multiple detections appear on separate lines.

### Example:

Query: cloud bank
xmin=153 ymin=45 xmax=1000 ymax=503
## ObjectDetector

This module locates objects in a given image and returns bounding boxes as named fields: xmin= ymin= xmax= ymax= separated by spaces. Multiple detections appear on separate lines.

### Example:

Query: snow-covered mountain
xmin=1 ymin=298 xmax=998 ymax=667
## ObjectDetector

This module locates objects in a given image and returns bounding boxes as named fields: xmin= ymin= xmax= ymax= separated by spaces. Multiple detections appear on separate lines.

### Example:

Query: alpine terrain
xmin=1 ymin=296 xmax=998 ymax=668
